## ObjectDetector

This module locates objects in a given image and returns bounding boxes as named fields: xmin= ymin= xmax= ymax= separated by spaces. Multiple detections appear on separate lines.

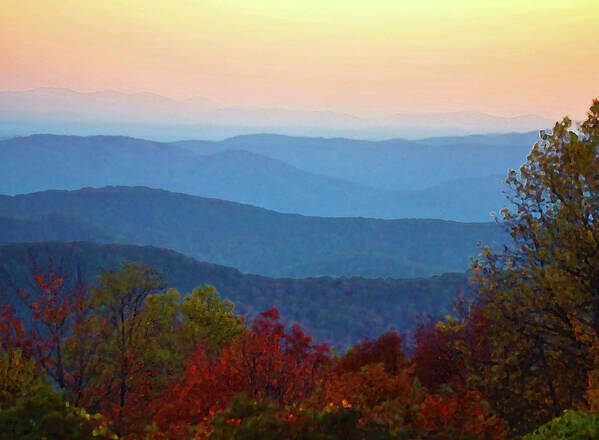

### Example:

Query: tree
xmin=86 ymin=262 xmax=166 ymax=437
xmin=313 ymin=362 xmax=420 ymax=437
xmin=152 ymin=308 xmax=329 ymax=438
xmin=60 ymin=265 xmax=244 ymax=438
xmin=412 ymin=302 xmax=493 ymax=395
xmin=0 ymin=390 xmax=111 ymax=440
xmin=0 ymin=348 xmax=49 ymax=410
xmin=180 ymin=285 xmax=244 ymax=357
xmin=472 ymin=99 xmax=599 ymax=433
xmin=0 ymin=305 xmax=32 ymax=354
xmin=523 ymin=410 xmax=599 ymax=440
xmin=207 ymin=393 xmax=397 ymax=440
xmin=416 ymin=387 xmax=507 ymax=440
xmin=335 ymin=330 xmax=405 ymax=375
xmin=1 ymin=257 xmax=89 ymax=390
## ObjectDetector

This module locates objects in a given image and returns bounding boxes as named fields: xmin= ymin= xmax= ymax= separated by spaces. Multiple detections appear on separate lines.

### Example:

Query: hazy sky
xmin=2 ymin=0 xmax=598 ymax=118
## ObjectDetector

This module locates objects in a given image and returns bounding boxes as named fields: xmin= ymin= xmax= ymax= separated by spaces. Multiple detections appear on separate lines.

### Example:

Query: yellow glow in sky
xmin=1 ymin=0 xmax=598 ymax=117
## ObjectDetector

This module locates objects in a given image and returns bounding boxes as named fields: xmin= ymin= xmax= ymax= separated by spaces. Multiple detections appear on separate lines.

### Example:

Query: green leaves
xmin=0 ymin=391 xmax=108 ymax=440
xmin=523 ymin=410 xmax=599 ymax=440
xmin=180 ymin=285 xmax=244 ymax=356
xmin=0 ymin=349 xmax=50 ymax=410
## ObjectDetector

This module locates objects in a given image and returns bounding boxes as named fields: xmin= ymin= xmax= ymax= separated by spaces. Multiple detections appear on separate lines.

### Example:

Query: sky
xmin=1 ymin=0 xmax=598 ymax=119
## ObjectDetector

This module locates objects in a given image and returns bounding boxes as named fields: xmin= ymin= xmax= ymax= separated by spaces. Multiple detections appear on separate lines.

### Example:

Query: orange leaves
xmin=0 ymin=305 xmax=33 ymax=353
xmin=320 ymin=363 xmax=415 ymax=413
xmin=307 ymin=333 xmax=421 ymax=435
xmin=33 ymin=272 xmax=63 ymax=293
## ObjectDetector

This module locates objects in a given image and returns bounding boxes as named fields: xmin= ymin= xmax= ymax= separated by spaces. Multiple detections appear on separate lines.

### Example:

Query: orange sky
xmin=1 ymin=0 xmax=598 ymax=118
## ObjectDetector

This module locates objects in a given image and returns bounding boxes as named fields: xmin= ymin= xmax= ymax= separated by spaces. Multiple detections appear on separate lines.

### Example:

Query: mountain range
xmin=0 ymin=186 xmax=508 ymax=279
xmin=173 ymin=132 xmax=539 ymax=191
xmin=0 ymin=88 xmax=553 ymax=140
xmin=0 ymin=132 xmax=538 ymax=220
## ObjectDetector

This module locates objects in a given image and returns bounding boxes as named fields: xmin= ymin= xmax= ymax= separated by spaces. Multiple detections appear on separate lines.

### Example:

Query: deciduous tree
xmin=472 ymin=100 xmax=599 ymax=433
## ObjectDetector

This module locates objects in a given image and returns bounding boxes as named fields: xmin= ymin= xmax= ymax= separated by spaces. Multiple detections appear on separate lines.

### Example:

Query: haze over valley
xmin=0 ymin=88 xmax=553 ymax=141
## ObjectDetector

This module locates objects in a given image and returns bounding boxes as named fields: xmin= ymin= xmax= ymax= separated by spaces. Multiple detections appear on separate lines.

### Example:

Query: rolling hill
xmin=0 ymin=186 xmax=508 ymax=278
xmin=1 ymin=133 xmax=532 ymax=220
xmin=0 ymin=241 xmax=471 ymax=348
xmin=173 ymin=131 xmax=539 ymax=191
xmin=0 ymin=134 xmax=384 ymax=217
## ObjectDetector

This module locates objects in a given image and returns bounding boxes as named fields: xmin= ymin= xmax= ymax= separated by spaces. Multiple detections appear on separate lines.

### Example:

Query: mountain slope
xmin=0 ymin=134 xmax=385 ymax=217
xmin=0 ymin=241 xmax=470 ymax=348
xmin=0 ymin=186 xmax=507 ymax=278
xmin=173 ymin=131 xmax=539 ymax=191
xmin=2 ymin=132 xmax=532 ymax=220
xmin=0 ymin=212 xmax=116 ymax=244
xmin=386 ymin=174 xmax=511 ymax=222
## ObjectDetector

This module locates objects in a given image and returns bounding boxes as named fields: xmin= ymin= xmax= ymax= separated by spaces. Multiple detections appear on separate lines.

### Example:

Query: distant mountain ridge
xmin=0 ymin=241 xmax=471 ymax=348
xmin=0 ymin=186 xmax=508 ymax=279
xmin=0 ymin=134 xmax=387 ymax=218
xmin=173 ymin=131 xmax=538 ymax=191
xmin=0 ymin=88 xmax=553 ymax=140
xmin=1 ymin=132 xmax=534 ymax=220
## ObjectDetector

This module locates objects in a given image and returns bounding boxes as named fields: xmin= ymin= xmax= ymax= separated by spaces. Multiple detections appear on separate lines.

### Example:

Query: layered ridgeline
xmin=0 ymin=132 xmax=538 ymax=221
xmin=0 ymin=186 xmax=507 ymax=278
xmin=174 ymin=132 xmax=539 ymax=191
xmin=0 ymin=88 xmax=552 ymax=140
xmin=0 ymin=241 xmax=470 ymax=348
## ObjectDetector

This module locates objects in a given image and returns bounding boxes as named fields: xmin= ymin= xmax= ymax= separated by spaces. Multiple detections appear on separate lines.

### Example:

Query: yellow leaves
xmin=314 ymin=361 xmax=419 ymax=433
xmin=0 ymin=348 xmax=50 ymax=408
xmin=435 ymin=315 xmax=465 ymax=335
xmin=181 ymin=285 xmax=244 ymax=356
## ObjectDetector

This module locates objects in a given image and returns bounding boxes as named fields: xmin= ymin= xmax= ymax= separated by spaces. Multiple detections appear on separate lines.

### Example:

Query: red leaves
xmin=0 ymin=305 xmax=33 ymax=354
xmin=418 ymin=388 xmax=507 ymax=439
xmin=413 ymin=321 xmax=463 ymax=391
xmin=1 ymin=262 xmax=511 ymax=439
xmin=30 ymin=271 xmax=87 ymax=326
xmin=25 ymin=269 xmax=89 ymax=388
xmin=152 ymin=308 xmax=329 ymax=437
xmin=335 ymin=330 xmax=405 ymax=375
xmin=413 ymin=306 xmax=492 ymax=393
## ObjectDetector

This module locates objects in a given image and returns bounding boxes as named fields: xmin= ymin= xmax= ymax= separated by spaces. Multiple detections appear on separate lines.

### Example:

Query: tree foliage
xmin=468 ymin=100 xmax=599 ymax=433
xmin=523 ymin=410 xmax=599 ymax=440
xmin=0 ymin=390 xmax=110 ymax=440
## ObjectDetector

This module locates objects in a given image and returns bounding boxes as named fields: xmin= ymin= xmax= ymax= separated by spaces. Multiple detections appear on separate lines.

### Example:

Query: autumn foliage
xmin=0 ymin=261 xmax=510 ymax=439
xmin=152 ymin=308 xmax=329 ymax=438
xmin=1 ymin=100 xmax=598 ymax=438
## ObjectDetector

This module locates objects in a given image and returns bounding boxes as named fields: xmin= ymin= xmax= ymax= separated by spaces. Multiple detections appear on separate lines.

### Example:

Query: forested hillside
xmin=0 ymin=241 xmax=469 ymax=348
xmin=0 ymin=186 xmax=507 ymax=278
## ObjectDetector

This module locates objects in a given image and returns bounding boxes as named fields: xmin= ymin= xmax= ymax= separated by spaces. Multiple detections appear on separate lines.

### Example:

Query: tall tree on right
xmin=472 ymin=99 xmax=599 ymax=434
